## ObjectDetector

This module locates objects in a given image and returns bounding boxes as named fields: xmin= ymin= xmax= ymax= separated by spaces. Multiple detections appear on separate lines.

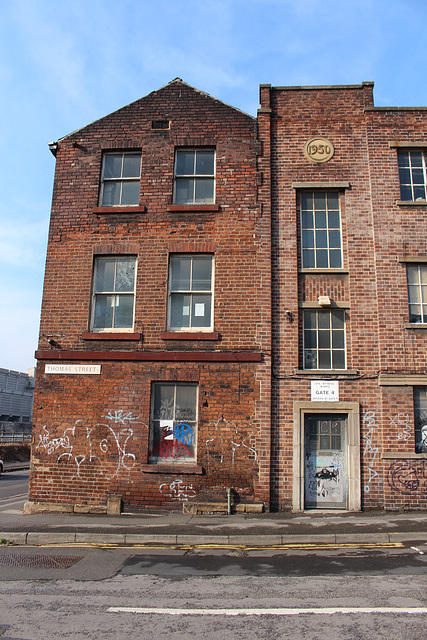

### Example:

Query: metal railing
xmin=0 ymin=433 xmax=31 ymax=444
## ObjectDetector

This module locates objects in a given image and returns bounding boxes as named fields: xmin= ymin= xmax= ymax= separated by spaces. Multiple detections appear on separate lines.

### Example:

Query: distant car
xmin=0 ymin=460 xmax=3 ymax=475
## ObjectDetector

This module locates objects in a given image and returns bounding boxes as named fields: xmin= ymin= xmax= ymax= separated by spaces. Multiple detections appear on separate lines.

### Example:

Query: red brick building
xmin=259 ymin=82 xmax=427 ymax=511
xmin=28 ymin=80 xmax=271 ymax=514
xmin=27 ymin=79 xmax=427 ymax=514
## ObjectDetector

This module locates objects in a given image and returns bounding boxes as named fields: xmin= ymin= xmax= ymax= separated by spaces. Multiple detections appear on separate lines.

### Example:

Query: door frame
xmin=292 ymin=401 xmax=361 ymax=512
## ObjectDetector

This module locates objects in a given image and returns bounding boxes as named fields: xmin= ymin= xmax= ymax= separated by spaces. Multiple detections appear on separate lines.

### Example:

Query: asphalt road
xmin=0 ymin=468 xmax=29 ymax=502
xmin=0 ymin=470 xmax=427 ymax=639
xmin=0 ymin=544 xmax=427 ymax=640
xmin=0 ymin=468 xmax=28 ymax=522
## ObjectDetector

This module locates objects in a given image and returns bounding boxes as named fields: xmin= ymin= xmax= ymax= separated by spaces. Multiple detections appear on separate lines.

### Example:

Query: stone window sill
xmin=295 ymin=369 xmax=359 ymax=377
xmin=93 ymin=206 xmax=146 ymax=214
xmin=299 ymin=268 xmax=349 ymax=275
xmin=82 ymin=332 xmax=142 ymax=341
xmin=404 ymin=323 xmax=427 ymax=330
xmin=167 ymin=204 xmax=219 ymax=212
xmin=382 ymin=452 xmax=427 ymax=459
xmin=396 ymin=200 xmax=427 ymax=207
xmin=160 ymin=331 xmax=219 ymax=341
xmin=141 ymin=463 xmax=203 ymax=474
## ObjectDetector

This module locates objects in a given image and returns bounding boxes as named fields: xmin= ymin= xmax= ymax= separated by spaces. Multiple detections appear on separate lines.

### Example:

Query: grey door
xmin=304 ymin=414 xmax=347 ymax=509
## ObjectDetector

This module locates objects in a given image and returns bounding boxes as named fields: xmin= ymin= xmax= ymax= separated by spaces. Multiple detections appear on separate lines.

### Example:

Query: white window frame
xmin=407 ymin=264 xmax=427 ymax=324
xmin=90 ymin=256 xmax=137 ymax=332
xmin=303 ymin=309 xmax=346 ymax=370
xmin=149 ymin=382 xmax=198 ymax=463
xmin=414 ymin=387 xmax=427 ymax=453
xmin=167 ymin=254 xmax=214 ymax=331
xmin=398 ymin=150 xmax=427 ymax=201
xmin=100 ymin=152 xmax=141 ymax=206
xmin=173 ymin=148 xmax=215 ymax=204
xmin=300 ymin=191 xmax=343 ymax=269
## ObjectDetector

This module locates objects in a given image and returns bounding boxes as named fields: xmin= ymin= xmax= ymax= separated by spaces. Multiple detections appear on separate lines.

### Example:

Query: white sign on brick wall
xmin=311 ymin=380 xmax=339 ymax=402
xmin=45 ymin=364 xmax=101 ymax=375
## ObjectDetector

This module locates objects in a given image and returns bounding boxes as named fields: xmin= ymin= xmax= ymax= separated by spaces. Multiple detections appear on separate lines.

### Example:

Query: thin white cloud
xmin=8 ymin=1 xmax=95 ymax=114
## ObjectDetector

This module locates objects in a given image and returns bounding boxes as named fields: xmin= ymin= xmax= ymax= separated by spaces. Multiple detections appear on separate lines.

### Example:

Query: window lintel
xmin=398 ymin=255 xmax=427 ymax=263
xmin=299 ymin=301 xmax=350 ymax=309
xmin=292 ymin=182 xmax=350 ymax=190
xmin=379 ymin=374 xmax=427 ymax=386
xmin=390 ymin=141 xmax=427 ymax=148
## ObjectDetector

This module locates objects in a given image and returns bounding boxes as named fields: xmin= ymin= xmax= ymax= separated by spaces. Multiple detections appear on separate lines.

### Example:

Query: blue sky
xmin=1 ymin=0 xmax=426 ymax=372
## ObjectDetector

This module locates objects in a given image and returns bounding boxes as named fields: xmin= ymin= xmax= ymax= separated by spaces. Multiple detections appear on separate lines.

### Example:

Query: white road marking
xmin=411 ymin=546 xmax=425 ymax=555
xmin=0 ymin=497 xmax=27 ymax=509
xmin=0 ymin=493 xmax=27 ymax=503
xmin=108 ymin=607 xmax=427 ymax=616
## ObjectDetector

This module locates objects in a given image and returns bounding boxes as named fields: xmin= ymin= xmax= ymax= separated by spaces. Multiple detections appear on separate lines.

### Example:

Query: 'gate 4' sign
xmin=311 ymin=380 xmax=339 ymax=402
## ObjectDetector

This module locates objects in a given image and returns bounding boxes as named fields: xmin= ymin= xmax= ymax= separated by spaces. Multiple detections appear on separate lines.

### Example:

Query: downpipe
xmin=227 ymin=487 xmax=232 ymax=515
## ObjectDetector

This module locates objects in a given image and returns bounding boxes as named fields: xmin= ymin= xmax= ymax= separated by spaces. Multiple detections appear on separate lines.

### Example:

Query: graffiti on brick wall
xmin=416 ymin=410 xmax=427 ymax=453
xmin=362 ymin=411 xmax=379 ymax=494
xmin=205 ymin=416 xmax=258 ymax=472
xmin=152 ymin=422 xmax=194 ymax=460
xmin=36 ymin=411 xmax=146 ymax=480
xmin=387 ymin=460 xmax=427 ymax=496
xmin=36 ymin=427 xmax=70 ymax=455
xmin=103 ymin=410 xmax=141 ymax=425
xmin=390 ymin=413 xmax=412 ymax=442
xmin=159 ymin=478 xmax=196 ymax=501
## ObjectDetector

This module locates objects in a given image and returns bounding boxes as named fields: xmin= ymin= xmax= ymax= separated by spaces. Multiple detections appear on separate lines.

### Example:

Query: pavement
xmin=1 ymin=467 xmax=427 ymax=547
xmin=1 ymin=504 xmax=427 ymax=547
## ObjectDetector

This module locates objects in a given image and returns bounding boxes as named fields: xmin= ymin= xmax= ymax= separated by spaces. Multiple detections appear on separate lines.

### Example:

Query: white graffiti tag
xmin=36 ymin=410 xmax=145 ymax=481
xmin=362 ymin=411 xmax=379 ymax=493
xmin=36 ymin=425 xmax=71 ymax=455
xmin=391 ymin=413 xmax=412 ymax=442
xmin=56 ymin=421 xmax=96 ymax=479
xmin=103 ymin=410 xmax=142 ymax=425
xmin=205 ymin=417 xmax=258 ymax=471
xmin=159 ymin=478 xmax=196 ymax=501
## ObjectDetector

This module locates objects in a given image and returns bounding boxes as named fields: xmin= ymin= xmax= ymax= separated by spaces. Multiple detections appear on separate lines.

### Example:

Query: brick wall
xmin=262 ymin=83 xmax=427 ymax=511
xmin=30 ymin=79 xmax=427 ymax=514
xmin=30 ymin=361 xmax=261 ymax=510
xmin=368 ymin=108 xmax=427 ymax=510
xmin=30 ymin=80 xmax=271 ymax=512
xmin=39 ymin=81 xmax=262 ymax=353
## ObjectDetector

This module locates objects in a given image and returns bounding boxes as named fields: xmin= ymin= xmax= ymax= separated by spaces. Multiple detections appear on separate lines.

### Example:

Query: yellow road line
xmin=15 ymin=541 xmax=405 ymax=551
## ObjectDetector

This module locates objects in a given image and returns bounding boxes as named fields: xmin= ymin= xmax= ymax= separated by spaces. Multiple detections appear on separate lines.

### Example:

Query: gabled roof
xmin=51 ymin=78 xmax=254 ymax=147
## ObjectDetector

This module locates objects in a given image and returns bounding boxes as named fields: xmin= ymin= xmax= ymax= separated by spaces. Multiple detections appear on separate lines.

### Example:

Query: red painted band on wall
xmin=35 ymin=350 xmax=263 ymax=363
